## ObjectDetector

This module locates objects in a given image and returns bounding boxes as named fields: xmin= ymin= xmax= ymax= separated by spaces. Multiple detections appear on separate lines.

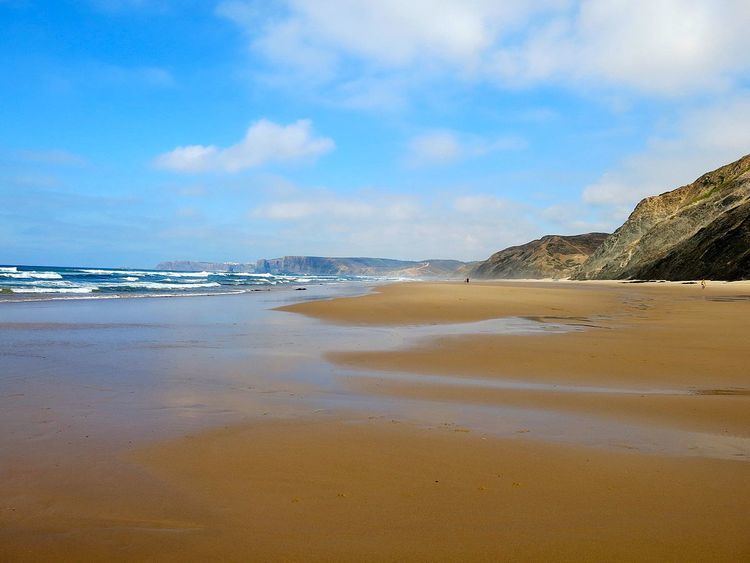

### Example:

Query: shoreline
xmin=282 ymin=280 xmax=750 ymax=437
xmin=2 ymin=280 xmax=749 ymax=560
xmin=3 ymin=275 xmax=746 ymax=304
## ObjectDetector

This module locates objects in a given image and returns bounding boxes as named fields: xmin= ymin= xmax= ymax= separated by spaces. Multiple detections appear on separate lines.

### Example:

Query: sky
xmin=1 ymin=0 xmax=750 ymax=268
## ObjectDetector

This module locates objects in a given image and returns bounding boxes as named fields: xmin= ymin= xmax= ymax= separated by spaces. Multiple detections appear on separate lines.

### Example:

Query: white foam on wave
xmin=160 ymin=271 xmax=212 ymax=277
xmin=7 ymin=286 xmax=95 ymax=294
xmin=161 ymin=277 xmax=215 ymax=284
xmin=79 ymin=269 xmax=135 ymax=276
xmin=79 ymin=268 xmax=150 ymax=276
xmin=9 ymin=279 xmax=80 ymax=287
xmin=0 ymin=266 xmax=18 ymax=273
xmin=0 ymin=271 xmax=63 ymax=279
xmin=98 ymin=281 xmax=221 ymax=290
xmin=78 ymin=268 xmax=210 ymax=277
xmin=0 ymin=289 xmax=247 ymax=303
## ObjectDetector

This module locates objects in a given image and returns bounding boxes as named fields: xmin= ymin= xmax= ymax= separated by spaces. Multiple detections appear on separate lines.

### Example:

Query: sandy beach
xmin=7 ymin=2 xmax=750 ymax=560
xmin=281 ymin=281 xmax=750 ymax=438
xmin=2 ymin=281 xmax=749 ymax=561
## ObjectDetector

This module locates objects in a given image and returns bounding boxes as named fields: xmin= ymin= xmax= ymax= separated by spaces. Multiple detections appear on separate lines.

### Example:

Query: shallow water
xmin=1 ymin=283 xmax=748 ymax=465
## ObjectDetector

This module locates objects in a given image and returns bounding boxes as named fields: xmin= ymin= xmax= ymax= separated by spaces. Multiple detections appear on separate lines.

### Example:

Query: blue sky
xmin=2 ymin=0 xmax=749 ymax=267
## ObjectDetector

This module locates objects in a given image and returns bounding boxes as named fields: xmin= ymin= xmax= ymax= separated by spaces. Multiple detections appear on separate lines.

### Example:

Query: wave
xmin=9 ymin=280 xmax=80 ymax=288
xmin=219 ymin=272 xmax=273 ymax=277
xmin=6 ymin=281 xmax=222 ymax=294
xmin=0 ymin=271 xmax=63 ymax=279
xmin=77 ymin=268 xmax=209 ymax=277
xmin=161 ymin=277 xmax=215 ymax=283
xmin=158 ymin=271 xmax=212 ymax=277
xmin=6 ymin=286 xmax=96 ymax=294
xmin=0 ymin=289 xmax=249 ymax=302
xmin=0 ymin=264 xmax=373 ymax=301
xmin=97 ymin=281 xmax=221 ymax=290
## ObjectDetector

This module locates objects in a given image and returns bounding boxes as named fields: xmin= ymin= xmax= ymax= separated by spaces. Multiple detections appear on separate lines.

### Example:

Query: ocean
xmin=0 ymin=264 xmax=372 ymax=301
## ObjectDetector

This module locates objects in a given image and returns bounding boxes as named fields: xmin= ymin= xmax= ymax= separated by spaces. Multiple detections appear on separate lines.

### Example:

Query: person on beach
xmin=701 ymin=280 xmax=706 ymax=290
xmin=465 ymin=277 xmax=470 ymax=284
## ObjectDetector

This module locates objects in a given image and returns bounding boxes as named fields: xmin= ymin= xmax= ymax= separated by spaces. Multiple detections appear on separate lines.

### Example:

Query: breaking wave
xmin=0 ymin=264 xmax=368 ymax=301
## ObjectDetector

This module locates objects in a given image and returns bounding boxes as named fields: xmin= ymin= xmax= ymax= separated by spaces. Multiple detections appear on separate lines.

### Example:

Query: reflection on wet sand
xmin=1 ymin=280 xmax=749 ymax=560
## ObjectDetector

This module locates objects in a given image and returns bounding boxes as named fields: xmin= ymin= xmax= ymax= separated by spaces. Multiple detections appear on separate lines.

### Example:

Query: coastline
xmin=283 ymin=280 xmax=750 ymax=438
xmin=2 ymin=280 xmax=749 ymax=560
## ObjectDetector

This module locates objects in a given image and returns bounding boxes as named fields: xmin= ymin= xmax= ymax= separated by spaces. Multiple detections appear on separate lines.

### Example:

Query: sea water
xmin=0 ymin=264 xmax=382 ymax=301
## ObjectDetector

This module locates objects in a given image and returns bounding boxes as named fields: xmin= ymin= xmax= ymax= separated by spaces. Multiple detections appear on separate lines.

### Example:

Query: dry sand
xmin=2 ymin=281 xmax=749 ymax=561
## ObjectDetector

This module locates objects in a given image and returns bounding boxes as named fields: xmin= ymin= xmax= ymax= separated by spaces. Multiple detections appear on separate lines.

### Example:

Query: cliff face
xmin=577 ymin=154 xmax=750 ymax=281
xmin=156 ymin=261 xmax=255 ymax=272
xmin=255 ymin=256 xmax=469 ymax=278
xmin=158 ymin=256 xmax=470 ymax=277
xmin=470 ymin=233 xmax=609 ymax=279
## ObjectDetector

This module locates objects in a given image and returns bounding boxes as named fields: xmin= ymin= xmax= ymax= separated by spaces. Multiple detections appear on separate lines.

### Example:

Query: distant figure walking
xmin=465 ymin=277 xmax=470 ymax=284
xmin=701 ymin=280 xmax=706 ymax=290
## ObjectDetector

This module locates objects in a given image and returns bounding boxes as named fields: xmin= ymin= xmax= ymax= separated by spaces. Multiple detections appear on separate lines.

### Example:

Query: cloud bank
xmin=220 ymin=0 xmax=750 ymax=98
xmin=155 ymin=119 xmax=334 ymax=173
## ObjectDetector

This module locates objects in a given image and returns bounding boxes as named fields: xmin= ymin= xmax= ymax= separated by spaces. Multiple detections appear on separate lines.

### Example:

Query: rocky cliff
xmin=255 ymin=256 xmax=469 ymax=278
xmin=576 ymin=154 xmax=750 ymax=281
xmin=155 ymin=261 xmax=255 ymax=272
xmin=158 ymin=257 xmax=471 ymax=278
xmin=470 ymin=233 xmax=609 ymax=279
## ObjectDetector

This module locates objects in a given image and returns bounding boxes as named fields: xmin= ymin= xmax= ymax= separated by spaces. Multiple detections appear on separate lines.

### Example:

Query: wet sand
xmin=281 ymin=281 xmax=750 ymax=439
xmin=285 ymin=283 xmax=750 ymax=387
xmin=2 ymin=281 xmax=749 ymax=560
xmin=283 ymin=281 xmax=750 ymax=388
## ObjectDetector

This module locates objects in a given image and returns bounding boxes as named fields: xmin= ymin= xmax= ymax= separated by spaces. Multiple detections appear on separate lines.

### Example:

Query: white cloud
xmin=253 ymin=199 xmax=374 ymax=220
xmin=155 ymin=119 xmax=334 ymax=173
xmin=220 ymin=1 xmax=750 ymax=100
xmin=407 ymin=130 xmax=526 ymax=166
xmin=539 ymin=203 xmax=615 ymax=235
xmin=230 ymin=0 xmax=548 ymax=69
xmin=582 ymin=95 xmax=750 ymax=211
xmin=491 ymin=0 xmax=750 ymax=96
xmin=216 ymin=0 xmax=561 ymax=109
xmin=253 ymin=195 xmax=420 ymax=222
xmin=249 ymin=189 xmax=537 ymax=260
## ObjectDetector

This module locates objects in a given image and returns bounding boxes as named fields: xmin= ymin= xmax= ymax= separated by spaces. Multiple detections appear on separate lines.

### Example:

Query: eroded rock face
xmin=155 ymin=261 xmax=255 ymax=272
xmin=157 ymin=257 xmax=473 ymax=278
xmin=254 ymin=256 xmax=472 ymax=278
xmin=576 ymin=154 xmax=750 ymax=281
xmin=470 ymin=233 xmax=609 ymax=279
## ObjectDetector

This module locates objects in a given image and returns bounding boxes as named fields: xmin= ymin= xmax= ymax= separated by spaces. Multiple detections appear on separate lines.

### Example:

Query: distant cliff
xmin=156 ymin=261 xmax=255 ymax=273
xmin=576 ymin=154 xmax=750 ymax=281
xmin=255 ymin=256 xmax=470 ymax=278
xmin=158 ymin=257 xmax=471 ymax=278
xmin=470 ymin=233 xmax=609 ymax=279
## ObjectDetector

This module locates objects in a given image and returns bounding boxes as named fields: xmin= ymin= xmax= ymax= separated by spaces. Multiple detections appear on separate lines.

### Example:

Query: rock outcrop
xmin=255 ymin=256 xmax=470 ymax=278
xmin=576 ymin=154 xmax=750 ymax=281
xmin=158 ymin=257 xmax=472 ymax=278
xmin=155 ymin=261 xmax=255 ymax=273
xmin=470 ymin=233 xmax=609 ymax=279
